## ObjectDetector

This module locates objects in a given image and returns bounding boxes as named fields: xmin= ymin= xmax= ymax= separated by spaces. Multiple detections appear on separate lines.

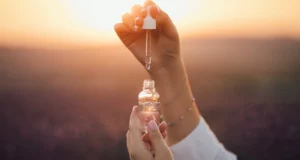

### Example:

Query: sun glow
xmin=1 ymin=0 xmax=300 ymax=47
xmin=62 ymin=0 xmax=192 ymax=36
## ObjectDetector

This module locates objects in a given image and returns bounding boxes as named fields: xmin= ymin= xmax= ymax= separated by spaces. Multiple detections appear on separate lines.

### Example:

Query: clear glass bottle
xmin=138 ymin=79 xmax=160 ymax=133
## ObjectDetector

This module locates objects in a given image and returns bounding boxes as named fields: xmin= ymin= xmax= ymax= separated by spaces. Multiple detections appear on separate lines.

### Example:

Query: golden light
xmin=1 ymin=0 xmax=300 ymax=47
xmin=62 ymin=0 xmax=193 ymax=36
xmin=0 ymin=0 xmax=198 ymax=47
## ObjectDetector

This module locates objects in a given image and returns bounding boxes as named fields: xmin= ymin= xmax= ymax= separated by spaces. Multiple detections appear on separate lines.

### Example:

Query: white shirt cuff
xmin=170 ymin=117 xmax=237 ymax=160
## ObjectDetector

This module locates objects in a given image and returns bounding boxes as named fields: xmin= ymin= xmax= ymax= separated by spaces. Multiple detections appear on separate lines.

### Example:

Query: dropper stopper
xmin=142 ymin=6 xmax=156 ymax=29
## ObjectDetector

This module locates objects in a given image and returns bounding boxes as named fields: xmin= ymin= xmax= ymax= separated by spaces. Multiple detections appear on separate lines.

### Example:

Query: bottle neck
xmin=143 ymin=79 xmax=155 ymax=91
xmin=143 ymin=87 xmax=155 ymax=91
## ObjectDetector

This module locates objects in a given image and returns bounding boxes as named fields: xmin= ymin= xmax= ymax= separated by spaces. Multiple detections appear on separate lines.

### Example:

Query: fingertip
xmin=122 ymin=12 xmax=131 ymax=21
xmin=131 ymin=4 xmax=142 ymax=11
xmin=159 ymin=121 xmax=167 ymax=132
xmin=114 ymin=22 xmax=125 ymax=29
xmin=129 ymin=106 xmax=142 ymax=134
xmin=132 ymin=105 xmax=138 ymax=112
xmin=130 ymin=105 xmax=139 ymax=120
xmin=114 ymin=23 xmax=121 ymax=30
xmin=114 ymin=23 xmax=130 ymax=35
xmin=144 ymin=0 xmax=156 ymax=7
xmin=131 ymin=4 xmax=142 ymax=16
xmin=160 ymin=121 xmax=167 ymax=128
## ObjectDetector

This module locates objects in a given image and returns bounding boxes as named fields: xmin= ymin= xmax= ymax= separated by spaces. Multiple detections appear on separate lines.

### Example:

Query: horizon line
xmin=1 ymin=35 xmax=299 ymax=50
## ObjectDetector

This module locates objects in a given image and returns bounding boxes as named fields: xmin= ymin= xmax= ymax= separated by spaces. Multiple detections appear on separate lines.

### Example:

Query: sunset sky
xmin=0 ymin=0 xmax=299 ymax=47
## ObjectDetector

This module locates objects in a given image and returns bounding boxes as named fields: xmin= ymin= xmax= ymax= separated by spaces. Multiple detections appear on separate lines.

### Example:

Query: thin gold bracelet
xmin=160 ymin=98 xmax=195 ymax=127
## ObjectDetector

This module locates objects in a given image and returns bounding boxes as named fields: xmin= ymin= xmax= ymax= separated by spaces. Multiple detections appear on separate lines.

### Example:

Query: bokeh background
xmin=1 ymin=0 xmax=300 ymax=160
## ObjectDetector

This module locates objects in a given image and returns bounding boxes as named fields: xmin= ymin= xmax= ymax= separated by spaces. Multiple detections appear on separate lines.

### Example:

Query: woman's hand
xmin=114 ymin=0 xmax=180 ymax=74
xmin=127 ymin=106 xmax=173 ymax=160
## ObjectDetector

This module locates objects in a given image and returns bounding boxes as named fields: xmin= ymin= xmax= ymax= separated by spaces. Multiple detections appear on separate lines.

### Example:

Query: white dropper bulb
xmin=142 ymin=6 xmax=156 ymax=30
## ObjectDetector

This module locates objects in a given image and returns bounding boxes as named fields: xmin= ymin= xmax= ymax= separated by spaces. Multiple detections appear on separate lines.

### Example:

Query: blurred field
xmin=0 ymin=38 xmax=300 ymax=160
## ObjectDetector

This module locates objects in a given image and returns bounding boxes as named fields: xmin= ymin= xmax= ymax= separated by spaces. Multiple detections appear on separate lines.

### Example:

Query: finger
xmin=155 ymin=6 xmax=171 ymax=29
xmin=135 ymin=17 xmax=143 ymax=28
xmin=144 ymin=0 xmax=155 ymax=7
xmin=129 ymin=106 xmax=142 ymax=136
xmin=122 ymin=13 xmax=134 ymax=29
xmin=126 ymin=130 xmax=131 ymax=151
xmin=141 ymin=133 xmax=150 ymax=142
xmin=150 ymin=5 xmax=159 ymax=19
xmin=131 ymin=5 xmax=143 ymax=29
xmin=131 ymin=4 xmax=143 ymax=17
xmin=114 ymin=23 xmax=130 ymax=36
xmin=142 ymin=121 xmax=167 ymax=142
xmin=142 ymin=131 xmax=167 ymax=142
xmin=147 ymin=120 xmax=167 ymax=150
xmin=159 ymin=9 xmax=178 ymax=39
xmin=159 ymin=121 xmax=167 ymax=132
xmin=129 ymin=106 xmax=145 ymax=150
xmin=134 ymin=7 xmax=147 ymax=28
xmin=140 ymin=8 xmax=147 ymax=18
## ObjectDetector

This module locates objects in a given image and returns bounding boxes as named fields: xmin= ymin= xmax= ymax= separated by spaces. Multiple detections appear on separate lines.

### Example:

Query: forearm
xmin=149 ymin=57 xmax=201 ymax=146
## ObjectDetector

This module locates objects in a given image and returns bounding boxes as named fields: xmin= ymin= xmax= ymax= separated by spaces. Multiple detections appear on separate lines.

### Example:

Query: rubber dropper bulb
xmin=142 ymin=6 xmax=156 ymax=29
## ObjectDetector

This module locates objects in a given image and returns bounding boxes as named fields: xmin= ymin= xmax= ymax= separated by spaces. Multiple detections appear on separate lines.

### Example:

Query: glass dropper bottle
xmin=137 ymin=6 xmax=159 ymax=133
xmin=138 ymin=79 xmax=160 ymax=133
xmin=142 ymin=6 xmax=156 ymax=70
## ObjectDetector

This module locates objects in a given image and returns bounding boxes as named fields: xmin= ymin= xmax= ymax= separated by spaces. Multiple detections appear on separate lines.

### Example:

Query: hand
xmin=127 ymin=106 xmax=173 ymax=160
xmin=114 ymin=0 xmax=180 ymax=74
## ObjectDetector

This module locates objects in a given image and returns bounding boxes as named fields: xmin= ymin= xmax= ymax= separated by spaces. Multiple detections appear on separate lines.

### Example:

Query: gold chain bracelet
xmin=160 ymin=98 xmax=195 ymax=126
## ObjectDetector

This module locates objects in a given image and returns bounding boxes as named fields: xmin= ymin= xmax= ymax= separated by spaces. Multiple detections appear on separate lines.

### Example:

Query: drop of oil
xmin=145 ymin=56 xmax=151 ymax=70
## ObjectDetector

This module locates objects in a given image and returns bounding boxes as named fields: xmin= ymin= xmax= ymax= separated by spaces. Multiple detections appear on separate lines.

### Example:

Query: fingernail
xmin=148 ymin=120 xmax=158 ymax=131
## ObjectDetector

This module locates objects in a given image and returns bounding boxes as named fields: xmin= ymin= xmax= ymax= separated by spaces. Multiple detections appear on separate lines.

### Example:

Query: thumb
xmin=147 ymin=120 xmax=167 ymax=150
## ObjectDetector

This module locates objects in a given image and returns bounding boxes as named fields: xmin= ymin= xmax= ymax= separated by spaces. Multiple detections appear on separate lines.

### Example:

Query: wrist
xmin=148 ymin=57 xmax=185 ymax=83
xmin=147 ymin=57 xmax=193 ymax=105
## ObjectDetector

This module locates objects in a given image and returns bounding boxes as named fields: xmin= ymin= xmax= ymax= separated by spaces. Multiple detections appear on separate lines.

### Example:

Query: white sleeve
xmin=170 ymin=117 xmax=237 ymax=160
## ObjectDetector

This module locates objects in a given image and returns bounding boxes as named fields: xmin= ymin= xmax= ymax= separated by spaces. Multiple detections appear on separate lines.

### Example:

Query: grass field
xmin=0 ymin=38 xmax=299 ymax=160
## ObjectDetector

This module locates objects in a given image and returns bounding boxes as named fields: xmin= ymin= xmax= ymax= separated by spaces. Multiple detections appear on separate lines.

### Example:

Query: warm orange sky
xmin=0 ymin=0 xmax=299 ymax=47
